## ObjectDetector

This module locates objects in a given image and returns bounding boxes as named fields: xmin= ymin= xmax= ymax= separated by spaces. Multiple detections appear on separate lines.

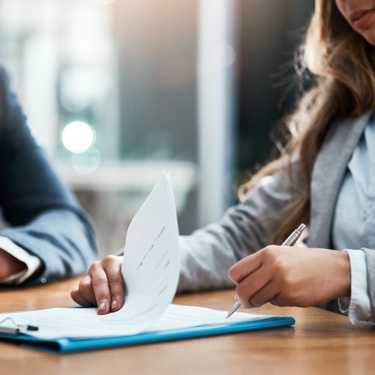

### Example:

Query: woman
xmin=71 ymin=0 xmax=375 ymax=323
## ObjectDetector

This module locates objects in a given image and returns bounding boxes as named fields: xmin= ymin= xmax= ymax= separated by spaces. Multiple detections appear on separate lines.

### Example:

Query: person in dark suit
xmin=0 ymin=66 xmax=97 ymax=285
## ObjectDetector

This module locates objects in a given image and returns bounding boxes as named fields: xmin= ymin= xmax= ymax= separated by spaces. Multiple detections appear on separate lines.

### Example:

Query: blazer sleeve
xmin=177 ymin=163 xmax=299 ymax=292
xmin=0 ymin=67 xmax=97 ymax=285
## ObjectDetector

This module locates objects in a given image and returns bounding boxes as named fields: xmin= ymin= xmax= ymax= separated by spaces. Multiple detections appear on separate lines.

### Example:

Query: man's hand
xmin=71 ymin=255 xmax=125 ymax=315
xmin=0 ymin=248 xmax=27 ymax=280
xmin=228 ymin=246 xmax=351 ymax=309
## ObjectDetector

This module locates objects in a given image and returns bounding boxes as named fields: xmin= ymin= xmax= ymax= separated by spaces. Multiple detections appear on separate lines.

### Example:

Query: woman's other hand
xmin=71 ymin=255 xmax=124 ymax=315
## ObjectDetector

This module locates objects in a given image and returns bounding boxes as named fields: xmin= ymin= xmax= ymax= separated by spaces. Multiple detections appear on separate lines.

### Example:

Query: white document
xmin=1 ymin=172 xmax=181 ymax=338
xmin=1 ymin=303 xmax=271 ymax=340
xmin=117 ymin=171 xmax=181 ymax=330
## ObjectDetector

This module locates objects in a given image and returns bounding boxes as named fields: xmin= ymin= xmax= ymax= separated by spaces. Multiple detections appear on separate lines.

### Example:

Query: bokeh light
xmin=61 ymin=121 xmax=96 ymax=153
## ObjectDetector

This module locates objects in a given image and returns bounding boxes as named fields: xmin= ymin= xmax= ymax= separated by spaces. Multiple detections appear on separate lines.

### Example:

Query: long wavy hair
xmin=240 ymin=0 xmax=375 ymax=244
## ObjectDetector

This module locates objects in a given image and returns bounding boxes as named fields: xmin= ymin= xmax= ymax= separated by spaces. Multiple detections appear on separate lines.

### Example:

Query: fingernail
xmin=111 ymin=300 xmax=118 ymax=311
xmin=98 ymin=301 xmax=107 ymax=313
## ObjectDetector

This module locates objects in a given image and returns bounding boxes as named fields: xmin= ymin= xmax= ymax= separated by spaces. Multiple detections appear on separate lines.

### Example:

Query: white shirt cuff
xmin=339 ymin=249 xmax=372 ymax=324
xmin=0 ymin=236 xmax=41 ymax=284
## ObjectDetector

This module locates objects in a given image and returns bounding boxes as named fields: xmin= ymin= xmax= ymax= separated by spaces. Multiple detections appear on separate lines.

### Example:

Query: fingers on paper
xmin=71 ymin=256 xmax=125 ymax=315
xmin=71 ymin=274 xmax=95 ymax=307
xmin=102 ymin=255 xmax=125 ymax=313
xmin=91 ymin=256 xmax=125 ymax=314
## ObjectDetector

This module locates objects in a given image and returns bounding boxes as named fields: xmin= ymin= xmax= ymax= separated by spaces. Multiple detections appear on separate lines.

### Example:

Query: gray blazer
xmin=178 ymin=111 xmax=375 ymax=318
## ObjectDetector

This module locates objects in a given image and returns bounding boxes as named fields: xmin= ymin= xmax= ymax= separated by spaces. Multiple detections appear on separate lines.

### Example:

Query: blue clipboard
xmin=0 ymin=315 xmax=295 ymax=354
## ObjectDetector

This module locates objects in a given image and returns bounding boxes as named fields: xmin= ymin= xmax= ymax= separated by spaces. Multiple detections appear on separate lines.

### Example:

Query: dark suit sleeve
xmin=0 ymin=67 xmax=97 ymax=285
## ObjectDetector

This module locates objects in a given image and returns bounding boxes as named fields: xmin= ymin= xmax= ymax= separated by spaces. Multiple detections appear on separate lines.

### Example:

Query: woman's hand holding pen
xmin=71 ymin=245 xmax=352 ymax=315
xmin=228 ymin=246 xmax=351 ymax=309
xmin=70 ymin=255 xmax=125 ymax=315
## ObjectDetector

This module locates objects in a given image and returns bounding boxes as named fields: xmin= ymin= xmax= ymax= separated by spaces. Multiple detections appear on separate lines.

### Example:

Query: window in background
xmin=0 ymin=0 xmax=237 ymax=257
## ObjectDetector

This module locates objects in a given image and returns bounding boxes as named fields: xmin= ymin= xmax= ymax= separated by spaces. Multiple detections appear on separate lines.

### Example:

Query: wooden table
xmin=0 ymin=278 xmax=375 ymax=375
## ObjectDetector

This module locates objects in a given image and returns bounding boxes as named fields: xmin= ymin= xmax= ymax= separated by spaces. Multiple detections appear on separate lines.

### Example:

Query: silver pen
xmin=226 ymin=223 xmax=306 ymax=318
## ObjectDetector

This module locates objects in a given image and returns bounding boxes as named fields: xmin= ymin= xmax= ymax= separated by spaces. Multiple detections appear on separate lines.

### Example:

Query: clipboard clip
xmin=0 ymin=317 xmax=39 ymax=335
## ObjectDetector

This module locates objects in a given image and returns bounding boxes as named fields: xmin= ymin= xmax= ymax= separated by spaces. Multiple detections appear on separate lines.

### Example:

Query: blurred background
xmin=0 ymin=0 xmax=313 ymax=257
